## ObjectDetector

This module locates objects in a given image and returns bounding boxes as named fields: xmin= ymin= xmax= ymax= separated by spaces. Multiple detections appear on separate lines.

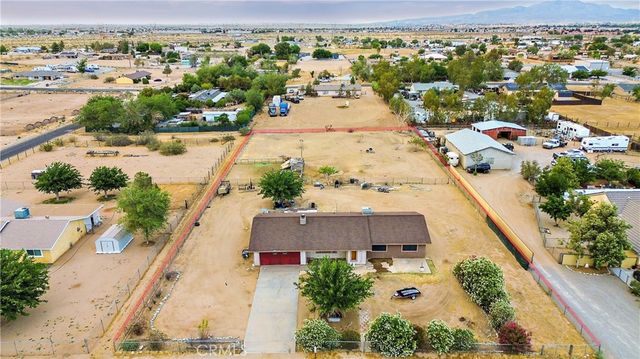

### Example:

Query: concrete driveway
xmin=243 ymin=266 xmax=300 ymax=353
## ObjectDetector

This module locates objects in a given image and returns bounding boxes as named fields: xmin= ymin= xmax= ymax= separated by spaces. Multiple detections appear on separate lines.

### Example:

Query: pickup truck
xmin=542 ymin=138 xmax=566 ymax=149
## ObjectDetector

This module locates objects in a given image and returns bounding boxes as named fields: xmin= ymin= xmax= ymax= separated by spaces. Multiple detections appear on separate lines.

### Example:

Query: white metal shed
xmin=95 ymin=224 xmax=134 ymax=254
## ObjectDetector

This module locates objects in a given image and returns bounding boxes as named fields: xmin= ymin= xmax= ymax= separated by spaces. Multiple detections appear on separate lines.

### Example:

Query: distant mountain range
xmin=376 ymin=0 xmax=640 ymax=26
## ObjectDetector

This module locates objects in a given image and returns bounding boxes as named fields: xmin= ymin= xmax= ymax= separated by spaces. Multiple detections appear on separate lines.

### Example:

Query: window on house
xmin=26 ymin=249 xmax=43 ymax=257
xmin=371 ymin=245 xmax=387 ymax=252
xmin=402 ymin=245 xmax=418 ymax=252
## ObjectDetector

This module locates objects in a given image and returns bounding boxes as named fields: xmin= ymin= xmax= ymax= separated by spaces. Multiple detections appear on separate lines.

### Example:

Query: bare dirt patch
xmin=0 ymin=93 xmax=91 ymax=136
xmin=252 ymin=88 xmax=401 ymax=130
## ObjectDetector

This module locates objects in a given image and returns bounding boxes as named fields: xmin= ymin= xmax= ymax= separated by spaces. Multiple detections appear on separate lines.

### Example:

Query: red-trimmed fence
xmin=411 ymin=127 xmax=601 ymax=351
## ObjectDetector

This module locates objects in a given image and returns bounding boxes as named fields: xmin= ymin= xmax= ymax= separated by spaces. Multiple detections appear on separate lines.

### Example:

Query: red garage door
xmin=260 ymin=252 xmax=300 ymax=265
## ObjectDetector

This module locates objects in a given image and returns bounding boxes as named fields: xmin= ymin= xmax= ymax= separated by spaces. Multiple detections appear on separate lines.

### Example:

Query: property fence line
xmin=412 ymin=127 xmax=602 ymax=354
xmin=112 ymin=136 xmax=249 ymax=348
xmin=0 ymin=146 xmax=37 ymax=169
xmin=1 ymin=177 xmax=208 ymax=191
xmin=609 ymin=267 xmax=635 ymax=287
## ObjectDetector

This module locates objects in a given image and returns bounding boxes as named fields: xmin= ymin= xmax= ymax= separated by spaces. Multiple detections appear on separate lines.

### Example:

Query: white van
xmin=580 ymin=136 xmax=629 ymax=152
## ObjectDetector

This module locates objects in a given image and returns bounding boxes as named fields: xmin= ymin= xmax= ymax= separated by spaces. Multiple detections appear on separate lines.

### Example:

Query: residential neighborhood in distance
xmin=0 ymin=1 xmax=639 ymax=358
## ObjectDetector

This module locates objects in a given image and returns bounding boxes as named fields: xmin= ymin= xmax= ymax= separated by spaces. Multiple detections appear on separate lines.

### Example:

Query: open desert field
xmin=292 ymin=59 xmax=352 ymax=77
xmin=230 ymin=131 xmax=445 ymax=183
xmin=551 ymin=97 xmax=640 ymax=141
xmin=0 ymin=138 xmax=228 ymax=186
xmin=253 ymin=89 xmax=401 ymax=130
xmin=0 ymin=93 xmax=91 ymax=136
xmin=151 ymin=131 xmax=586 ymax=348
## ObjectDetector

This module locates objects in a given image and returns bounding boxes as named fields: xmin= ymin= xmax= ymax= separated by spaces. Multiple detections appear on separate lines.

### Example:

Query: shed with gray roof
xmin=445 ymin=128 xmax=514 ymax=170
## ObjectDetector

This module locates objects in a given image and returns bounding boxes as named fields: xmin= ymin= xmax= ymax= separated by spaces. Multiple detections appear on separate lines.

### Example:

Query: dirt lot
xmin=152 ymin=131 xmax=586 ymax=347
xmin=253 ymin=89 xmax=401 ymax=130
xmin=230 ymin=132 xmax=445 ymax=184
xmin=0 ymin=183 xmax=199 ymax=354
xmin=0 ymin=93 xmax=91 ymax=136
xmin=551 ymin=97 xmax=640 ymax=141
xmin=292 ymin=59 xmax=352 ymax=77
xmin=0 ymin=138 xmax=227 ymax=187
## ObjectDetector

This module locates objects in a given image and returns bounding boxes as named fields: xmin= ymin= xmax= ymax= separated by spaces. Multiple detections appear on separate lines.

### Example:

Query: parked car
xmin=503 ymin=143 xmax=514 ymax=151
xmin=542 ymin=138 xmax=567 ymax=149
xmin=393 ymin=287 xmax=421 ymax=300
xmin=466 ymin=163 xmax=491 ymax=174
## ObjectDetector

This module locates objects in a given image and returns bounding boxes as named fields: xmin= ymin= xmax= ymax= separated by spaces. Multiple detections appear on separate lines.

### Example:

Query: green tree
xmin=117 ymin=40 xmax=129 ymax=54
xmin=622 ymin=66 xmax=637 ymax=77
xmin=89 ymin=166 xmax=129 ymax=198
xmin=34 ymin=162 xmax=83 ymax=201
xmin=470 ymin=151 xmax=484 ymax=174
xmin=258 ymin=169 xmax=304 ymax=207
xmin=507 ymin=59 xmax=523 ymax=72
xmin=162 ymin=64 xmax=172 ymax=77
xmin=76 ymin=95 xmax=126 ymax=131
xmin=149 ymin=42 xmax=162 ymax=54
xmin=520 ymin=160 xmax=541 ymax=183
xmin=535 ymin=158 xmax=578 ymax=197
xmin=251 ymin=73 xmax=288 ymax=98
xmin=568 ymin=202 xmax=632 ymax=268
xmin=245 ymin=88 xmax=265 ymax=112
xmin=633 ymin=85 xmax=640 ymax=102
xmin=540 ymin=195 xmax=572 ymax=225
xmin=488 ymin=300 xmax=516 ymax=330
xmin=0 ymin=250 xmax=49 ymax=321
xmin=452 ymin=328 xmax=476 ymax=351
xmin=318 ymin=165 xmax=338 ymax=181
xmin=51 ymin=41 xmax=61 ymax=53
xmin=0 ymin=44 xmax=8 ymax=54
xmin=366 ymin=313 xmax=416 ymax=357
xmin=297 ymin=257 xmax=373 ymax=316
xmin=596 ymin=83 xmax=615 ymax=100
xmin=595 ymin=158 xmax=627 ymax=184
xmin=295 ymin=319 xmax=340 ymax=352
xmin=567 ymin=193 xmax=593 ymax=217
xmin=426 ymin=320 xmax=454 ymax=354
xmin=590 ymin=69 xmax=608 ymax=79
xmin=117 ymin=172 xmax=170 ymax=245
xmin=571 ymin=69 xmax=590 ymax=80
xmin=274 ymin=42 xmax=291 ymax=60
xmin=312 ymin=48 xmax=333 ymax=59
xmin=572 ymin=158 xmax=595 ymax=186
xmin=249 ymin=43 xmax=271 ymax=57
xmin=76 ymin=58 xmax=88 ymax=75
xmin=375 ymin=70 xmax=399 ymax=103
xmin=453 ymin=257 xmax=509 ymax=311
xmin=227 ymin=89 xmax=246 ymax=104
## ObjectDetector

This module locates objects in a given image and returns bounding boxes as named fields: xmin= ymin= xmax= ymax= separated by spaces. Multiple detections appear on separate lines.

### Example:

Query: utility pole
xmin=299 ymin=139 xmax=304 ymax=159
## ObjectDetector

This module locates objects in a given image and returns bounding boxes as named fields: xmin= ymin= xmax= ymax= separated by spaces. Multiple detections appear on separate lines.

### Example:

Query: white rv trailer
xmin=580 ymin=136 xmax=629 ymax=152
xmin=556 ymin=121 xmax=590 ymax=140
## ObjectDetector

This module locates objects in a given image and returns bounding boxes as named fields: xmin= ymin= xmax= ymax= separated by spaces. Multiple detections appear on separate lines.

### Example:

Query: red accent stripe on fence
xmin=252 ymin=126 xmax=411 ymax=134
xmin=112 ymin=134 xmax=253 ymax=344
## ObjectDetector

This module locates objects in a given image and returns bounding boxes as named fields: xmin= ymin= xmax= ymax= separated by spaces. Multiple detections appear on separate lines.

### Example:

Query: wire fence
xmin=0 ymin=147 xmax=38 ymax=169
xmin=112 ymin=137 xmax=249 ymax=348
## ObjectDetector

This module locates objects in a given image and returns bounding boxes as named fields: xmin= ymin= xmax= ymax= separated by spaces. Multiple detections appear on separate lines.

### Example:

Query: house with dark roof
xmin=248 ymin=210 xmax=431 ymax=265
xmin=124 ymin=70 xmax=152 ymax=81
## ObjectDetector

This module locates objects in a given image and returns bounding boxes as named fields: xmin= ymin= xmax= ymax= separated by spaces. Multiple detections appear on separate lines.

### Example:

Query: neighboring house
xmin=189 ymin=89 xmax=227 ymax=103
xmin=0 ymin=203 xmax=103 ymax=264
xmin=575 ymin=59 xmax=610 ymax=71
xmin=574 ymin=189 xmax=640 ymax=268
xmin=249 ymin=210 xmax=431 ymax=266
xmin=12 ymin=70 xmax=64 ymax=81
xmin=202 ymin=108 xmax=242 ymax=123
xmin=444 ymin=129 xmax=515 ymax=170
xmin=421 ymin=53 xmax=448 ymax=61
xmin=313 ymin=83 xmax=362 ymax=97
xmin=122 ymin=70 xmax=152 ymax=83
xmin=502 ymin=69 xmax=519 ymax=81
xmin=409 ymin=81 xmax=457 ymax=95
xmin=14 ymin=46 xmax=41 ymax=53
xmin=471 ymin=120 xmax=527 ymax=140
xmin=95 ymin=224 xmax=134 ymax=254
xmin=57 ymin=51 xmax=78 ymax=58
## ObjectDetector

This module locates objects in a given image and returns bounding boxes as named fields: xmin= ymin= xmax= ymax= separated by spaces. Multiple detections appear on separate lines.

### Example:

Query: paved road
xmin=0 ymin=123 xmax=80 ymax=160
xmin=243 ymin=266 xmax=300 ymax=354
xmin=459 ymin=149 xmax=640 ymax=359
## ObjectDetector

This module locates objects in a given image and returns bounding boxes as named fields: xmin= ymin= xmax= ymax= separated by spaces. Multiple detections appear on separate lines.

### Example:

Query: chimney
xmin=299 ymin=214 xmax=307 ymax=225
xmin=362 ymin=207 xmax=374 ymax=216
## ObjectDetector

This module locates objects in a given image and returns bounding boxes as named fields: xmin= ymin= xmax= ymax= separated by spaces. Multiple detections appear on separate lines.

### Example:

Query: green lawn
xmin=0 ymin=78 xmax=35 ymax=86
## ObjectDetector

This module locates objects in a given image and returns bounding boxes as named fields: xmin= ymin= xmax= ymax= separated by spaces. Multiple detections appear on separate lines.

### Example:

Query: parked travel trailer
xmin=580 ymin=136 xmax=630 ymax=152
xmin=446 ymin=152 xmax=460 ymax=166
xmin=272 ymin=95 xmax=281 ymax=107
xmin=556 ymin=121 xmax=590 ymax=140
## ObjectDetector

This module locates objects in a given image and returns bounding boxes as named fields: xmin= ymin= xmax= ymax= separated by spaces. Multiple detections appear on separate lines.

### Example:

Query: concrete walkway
xmin=461 ymin=163 xmax=640 ymax=359
xmin=243 ymin=266 xmax=300 ymax=354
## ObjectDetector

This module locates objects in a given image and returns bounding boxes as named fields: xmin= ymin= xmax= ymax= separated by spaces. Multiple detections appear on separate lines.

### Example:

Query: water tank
xmin=14 ymin=207 xmax=30 ymax=219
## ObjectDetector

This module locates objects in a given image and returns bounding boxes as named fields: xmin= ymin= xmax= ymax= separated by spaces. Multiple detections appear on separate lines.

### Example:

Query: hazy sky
xmin=1 ymin=0 xmax=638 ymax=25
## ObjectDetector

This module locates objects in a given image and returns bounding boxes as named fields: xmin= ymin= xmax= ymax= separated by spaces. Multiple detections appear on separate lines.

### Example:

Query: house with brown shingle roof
xmin=248 ymin=210 xmax=431 ymax=266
